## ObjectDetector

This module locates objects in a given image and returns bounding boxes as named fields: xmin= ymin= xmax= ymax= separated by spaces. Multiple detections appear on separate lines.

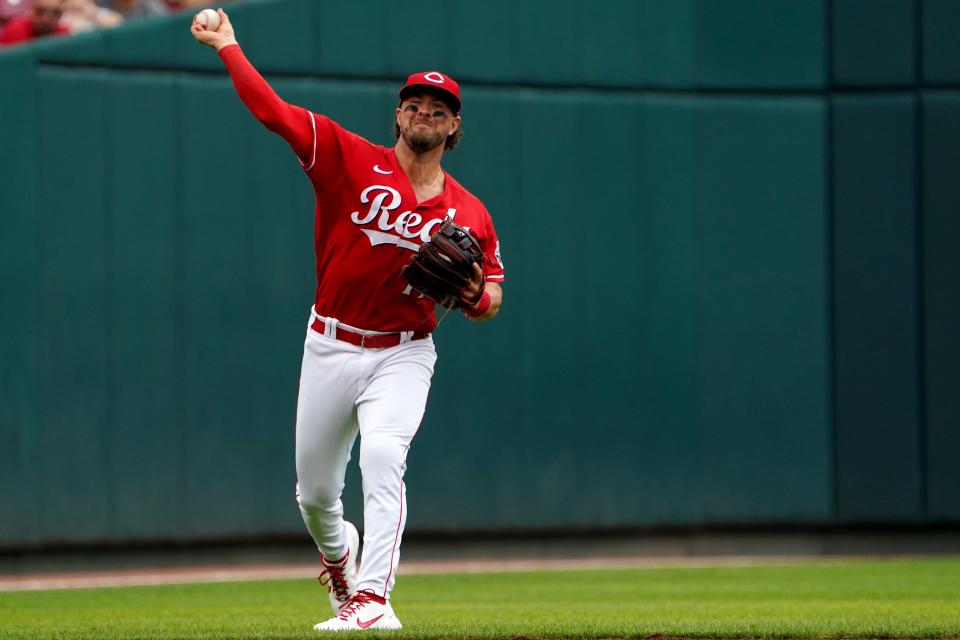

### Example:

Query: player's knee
xmin=358 ymin=437 xmax=406 ymax=482
xmin=295 ymin=482 xmax=342 ymax=513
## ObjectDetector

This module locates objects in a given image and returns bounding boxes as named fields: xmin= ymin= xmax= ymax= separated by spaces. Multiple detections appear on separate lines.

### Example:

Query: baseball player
xmin=191 ymin=9 xmax=504 ymax=633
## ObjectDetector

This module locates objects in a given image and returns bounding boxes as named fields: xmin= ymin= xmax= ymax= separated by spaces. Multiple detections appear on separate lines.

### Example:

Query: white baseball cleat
xmin=313 ymin=589 xmax=402 ymax=632
xmin=317 ymin=520 xmax=360 ymax=614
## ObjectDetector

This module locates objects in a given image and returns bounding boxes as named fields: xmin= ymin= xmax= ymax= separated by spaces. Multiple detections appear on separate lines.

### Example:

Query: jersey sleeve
xmin=306 ymin=114 xmax=370 ymax=196
xmin=218 ymin=45 xmax=315 ymax=169
xmin=218 ymin=44 xmax=366 ymax=197
xmin=478 ymin=208 xmax=505 ymax=283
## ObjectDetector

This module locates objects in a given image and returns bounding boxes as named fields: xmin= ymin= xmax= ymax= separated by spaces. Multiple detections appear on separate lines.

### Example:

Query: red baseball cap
xmin=399 ymin=71 xmax=461 ymax=114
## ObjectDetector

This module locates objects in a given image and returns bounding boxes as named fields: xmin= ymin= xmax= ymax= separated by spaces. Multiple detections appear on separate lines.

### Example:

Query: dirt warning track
xmin=0 ymin=555 xmax=824 ymax=591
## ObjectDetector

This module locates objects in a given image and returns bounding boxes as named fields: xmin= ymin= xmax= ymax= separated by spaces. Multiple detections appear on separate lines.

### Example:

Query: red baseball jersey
xmin=220 ymin=46 xmax=504 ymax=334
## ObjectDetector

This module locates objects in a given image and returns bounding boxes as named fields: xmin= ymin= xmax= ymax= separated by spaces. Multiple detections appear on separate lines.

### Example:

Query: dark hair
xmin=393 ymin=119 xmax=463 ymax=151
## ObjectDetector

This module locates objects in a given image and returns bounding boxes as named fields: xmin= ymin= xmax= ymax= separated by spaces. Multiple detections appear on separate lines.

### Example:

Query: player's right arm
xmin=190 ymin=9 xmax=314 ymax=167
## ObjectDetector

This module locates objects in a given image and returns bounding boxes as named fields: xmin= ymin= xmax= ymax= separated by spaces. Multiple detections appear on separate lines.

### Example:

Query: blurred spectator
xmin=62 ymin=0 xmax=121 ymax=31
xmin=166 ymin=0 xmax=222 ymax=9
xmin=0 ymin=0 xmax=31 ymax=26
xmin=95 ymin=0 xmax=167 ymax=19
xmin=0 ymin=0 xmax=69 ymax=45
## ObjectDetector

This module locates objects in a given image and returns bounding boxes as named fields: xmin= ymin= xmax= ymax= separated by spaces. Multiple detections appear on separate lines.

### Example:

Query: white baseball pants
xmin=294 ymin=309 xmax=436 ymax=598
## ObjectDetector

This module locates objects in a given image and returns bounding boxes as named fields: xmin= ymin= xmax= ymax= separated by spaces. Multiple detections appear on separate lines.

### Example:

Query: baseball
xmin=197 ymin=8 xmax=220 ymax=31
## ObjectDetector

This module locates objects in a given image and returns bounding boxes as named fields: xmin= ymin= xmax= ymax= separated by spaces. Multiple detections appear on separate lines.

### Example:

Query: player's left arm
xmin=462 ymin=246 xmax=503 ymax=322
xmin=467 ymin=278 xmax=502 ymax=322
xmin=463 ymin=210 xmax=504 ymax=322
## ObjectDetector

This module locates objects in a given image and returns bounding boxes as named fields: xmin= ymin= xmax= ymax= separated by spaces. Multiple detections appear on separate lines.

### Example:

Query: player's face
xmin=396 ymin=92 xmax=459 ymax=153
xmin=31 ymin=0 xmax=63 ymax=34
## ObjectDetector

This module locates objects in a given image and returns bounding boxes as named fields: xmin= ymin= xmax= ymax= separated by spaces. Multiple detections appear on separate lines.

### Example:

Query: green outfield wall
xmin=1 ymin=0 xmax=958 ymax=547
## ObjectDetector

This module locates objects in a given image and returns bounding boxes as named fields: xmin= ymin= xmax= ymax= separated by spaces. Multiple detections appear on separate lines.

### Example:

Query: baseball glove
xmin=401 ymin=218 xmax=485 ymax=310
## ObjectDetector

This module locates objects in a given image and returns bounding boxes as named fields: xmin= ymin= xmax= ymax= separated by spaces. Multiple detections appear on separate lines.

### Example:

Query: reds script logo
xmin=350 ymin=185 xmax=456 ymax=251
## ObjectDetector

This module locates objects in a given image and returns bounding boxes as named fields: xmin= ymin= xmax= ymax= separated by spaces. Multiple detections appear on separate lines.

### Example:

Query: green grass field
xmin=2 ymin=558 xmax=959 ymax=639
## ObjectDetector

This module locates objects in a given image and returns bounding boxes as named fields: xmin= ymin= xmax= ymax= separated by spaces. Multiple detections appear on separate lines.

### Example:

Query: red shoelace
xmin=317 ymin=553 xmax=350 ymax=603
xmin=336 ymin=589 xmax=380 ymax=620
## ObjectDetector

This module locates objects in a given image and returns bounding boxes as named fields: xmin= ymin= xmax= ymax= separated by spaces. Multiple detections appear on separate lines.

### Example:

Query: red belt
xmin=310 ymin=317 xmax=430 ymax=349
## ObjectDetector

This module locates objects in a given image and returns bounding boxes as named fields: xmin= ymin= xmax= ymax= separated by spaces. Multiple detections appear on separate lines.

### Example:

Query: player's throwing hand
xmin=190 ymin=8 xmax=237 ymax=51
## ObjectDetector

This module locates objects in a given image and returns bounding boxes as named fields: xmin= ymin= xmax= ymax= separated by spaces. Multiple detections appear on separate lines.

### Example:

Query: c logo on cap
xmin=423 ymin=72 xmax=445 ymax=84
